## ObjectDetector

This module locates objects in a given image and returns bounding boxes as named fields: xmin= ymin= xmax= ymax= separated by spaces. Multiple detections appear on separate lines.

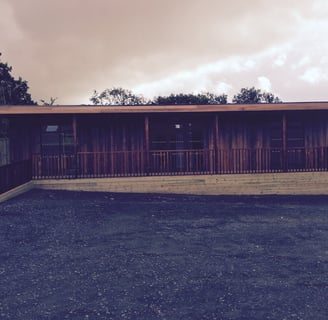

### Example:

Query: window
xmin=270 ymin=120 xmax=283 ymax=170
xmin=287 ymin=120 xmax=304 ymax=148
xmin=150 ymin=120 xmax=203 ymax=151
xmin=0 ymin=137 xmax=9 ymax=166
xmin=0 ymin=118 xmax=10 ymax=165
xmin=270 ymin=120 xmax=283 ymax=148
xmin=287 ymin=120 xmax=305 ymax=169
xmin=41 ymin=124 xmax=74 ymax=154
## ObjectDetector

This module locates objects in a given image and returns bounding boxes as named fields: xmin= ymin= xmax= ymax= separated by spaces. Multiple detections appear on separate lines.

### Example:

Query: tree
xmin=90 ymin=87 xmax=146 ymax=106
xmin=232 ymin=87 xmax=281 ymax=104
xmin=0 ymin=53 xmax=36 ymax=105
xmin=153 ymin=92 xmax=227 ymax=105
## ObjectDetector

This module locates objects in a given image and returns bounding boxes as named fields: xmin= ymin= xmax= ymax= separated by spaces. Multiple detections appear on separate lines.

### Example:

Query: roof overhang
xmin=1 ymin=102 xmax=328 ymax=115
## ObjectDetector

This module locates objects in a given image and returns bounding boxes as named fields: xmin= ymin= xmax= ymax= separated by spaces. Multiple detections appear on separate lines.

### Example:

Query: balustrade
xmin=30 ymin=147 xmax=328 ymax=179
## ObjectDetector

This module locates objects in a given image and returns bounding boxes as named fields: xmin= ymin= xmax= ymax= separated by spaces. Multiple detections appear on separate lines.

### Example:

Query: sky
xmin=1 ymin=0 xmax=328 ymax=105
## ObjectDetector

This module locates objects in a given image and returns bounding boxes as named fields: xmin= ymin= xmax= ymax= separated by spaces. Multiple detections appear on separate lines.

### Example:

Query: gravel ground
xmin=0 ymin=190 xmax=328 ymax=319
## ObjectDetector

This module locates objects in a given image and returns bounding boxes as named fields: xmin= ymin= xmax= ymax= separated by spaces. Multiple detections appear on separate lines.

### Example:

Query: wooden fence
xmin=31 ymin=147 xmax=328 ymax=179
xmin=0 ymin=160 xmax=32 ymax=193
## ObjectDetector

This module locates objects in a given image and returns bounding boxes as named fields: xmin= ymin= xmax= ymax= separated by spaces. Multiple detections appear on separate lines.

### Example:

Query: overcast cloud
xmin=1 ymin=0 xmax=328 ymax=104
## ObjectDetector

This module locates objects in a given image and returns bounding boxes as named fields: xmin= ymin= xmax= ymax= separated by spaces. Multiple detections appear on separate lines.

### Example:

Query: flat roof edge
xmin=2 ymin=102 xmax=328 ymax=115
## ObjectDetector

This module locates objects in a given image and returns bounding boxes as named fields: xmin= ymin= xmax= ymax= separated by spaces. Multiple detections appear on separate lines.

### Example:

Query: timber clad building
xmin=1 ymin=102 xmax=328 ymax=195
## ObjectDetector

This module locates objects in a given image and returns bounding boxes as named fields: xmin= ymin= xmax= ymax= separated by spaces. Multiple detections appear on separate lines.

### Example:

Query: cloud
xmin=132 ymin=57 xmax=256 ymax=98
xmin=292 ymin=56 xmax=311 ymax=70
xmin=0 ymin=0 xmax=324 ymax=103
xmin=0 ymin=2 xmax=23 ymax=43
xmin=273 ymin=54 xmax=287 ymax=67
xmin=300 ymin=68 xmax=328 ymax=84
xmin=257 ymin=76 xmax=272 ymax=91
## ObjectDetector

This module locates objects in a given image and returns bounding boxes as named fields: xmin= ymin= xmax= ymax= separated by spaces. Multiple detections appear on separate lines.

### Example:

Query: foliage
xmin=0 ymin=52 xmax=36 ymax=105
xmin=232 ymin=87 xmax=281 ymax=104
xmin=40 ymin=97 xmax=58 ymax=106
xmin=90 ymin=87 xmax=147 ymax=106
xmin=89 ymin=87 xmax=281 ymax=107
xmin=261 ymin=92 xmax=282 ymax=103
xmin=153 ymin=92 xmax=227 ymax=105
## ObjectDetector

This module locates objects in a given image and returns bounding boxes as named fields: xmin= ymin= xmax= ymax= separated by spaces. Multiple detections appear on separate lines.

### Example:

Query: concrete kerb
xmin=0 ymin=181 xmax=34 ymax=203
xmin=2 ymin=172 xmax=328 ymax=203
xmin=33 ymin=172 xmax=328 ymax=196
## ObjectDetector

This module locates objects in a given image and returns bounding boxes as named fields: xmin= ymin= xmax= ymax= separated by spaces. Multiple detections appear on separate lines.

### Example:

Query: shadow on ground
xmin=0 ymin=190 xmax=328 ymax=319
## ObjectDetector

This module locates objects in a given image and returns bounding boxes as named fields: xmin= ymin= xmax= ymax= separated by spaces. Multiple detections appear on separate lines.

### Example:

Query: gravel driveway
xmin=0 ymin=190 xmax=328 ymax=319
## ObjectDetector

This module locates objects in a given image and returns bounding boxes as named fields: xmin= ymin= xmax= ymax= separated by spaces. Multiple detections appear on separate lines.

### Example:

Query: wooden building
xmin=1 ymin=102 xmax=328 ymax=194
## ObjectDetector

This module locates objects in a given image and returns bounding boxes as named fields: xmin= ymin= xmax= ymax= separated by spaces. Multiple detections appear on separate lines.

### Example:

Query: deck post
xmin=145 ymin=115 xmax=150 ymax=174
xmin=282 ymin=112 xmax=287 ymax=172
xmin=72 ymin=114 xmax=78 ymax=178
xmin=215 ymin=114 xmax=220 ymax=174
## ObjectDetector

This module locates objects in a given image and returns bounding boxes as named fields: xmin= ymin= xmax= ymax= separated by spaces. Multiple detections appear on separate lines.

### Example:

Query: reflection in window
xmin=45 ymin=125 xmax=59 ymax=132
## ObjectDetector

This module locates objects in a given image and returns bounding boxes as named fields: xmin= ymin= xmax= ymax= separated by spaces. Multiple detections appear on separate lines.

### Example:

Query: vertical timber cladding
xmin=7 ymin=115 xmax=40 ymax=163
xmin=77 ymin=113 xmax=146 ymax=177
xmin=217 ymin=111 xmax=282 ymax=173
xmin=287 ymin=109 xmax=328 ymax=171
